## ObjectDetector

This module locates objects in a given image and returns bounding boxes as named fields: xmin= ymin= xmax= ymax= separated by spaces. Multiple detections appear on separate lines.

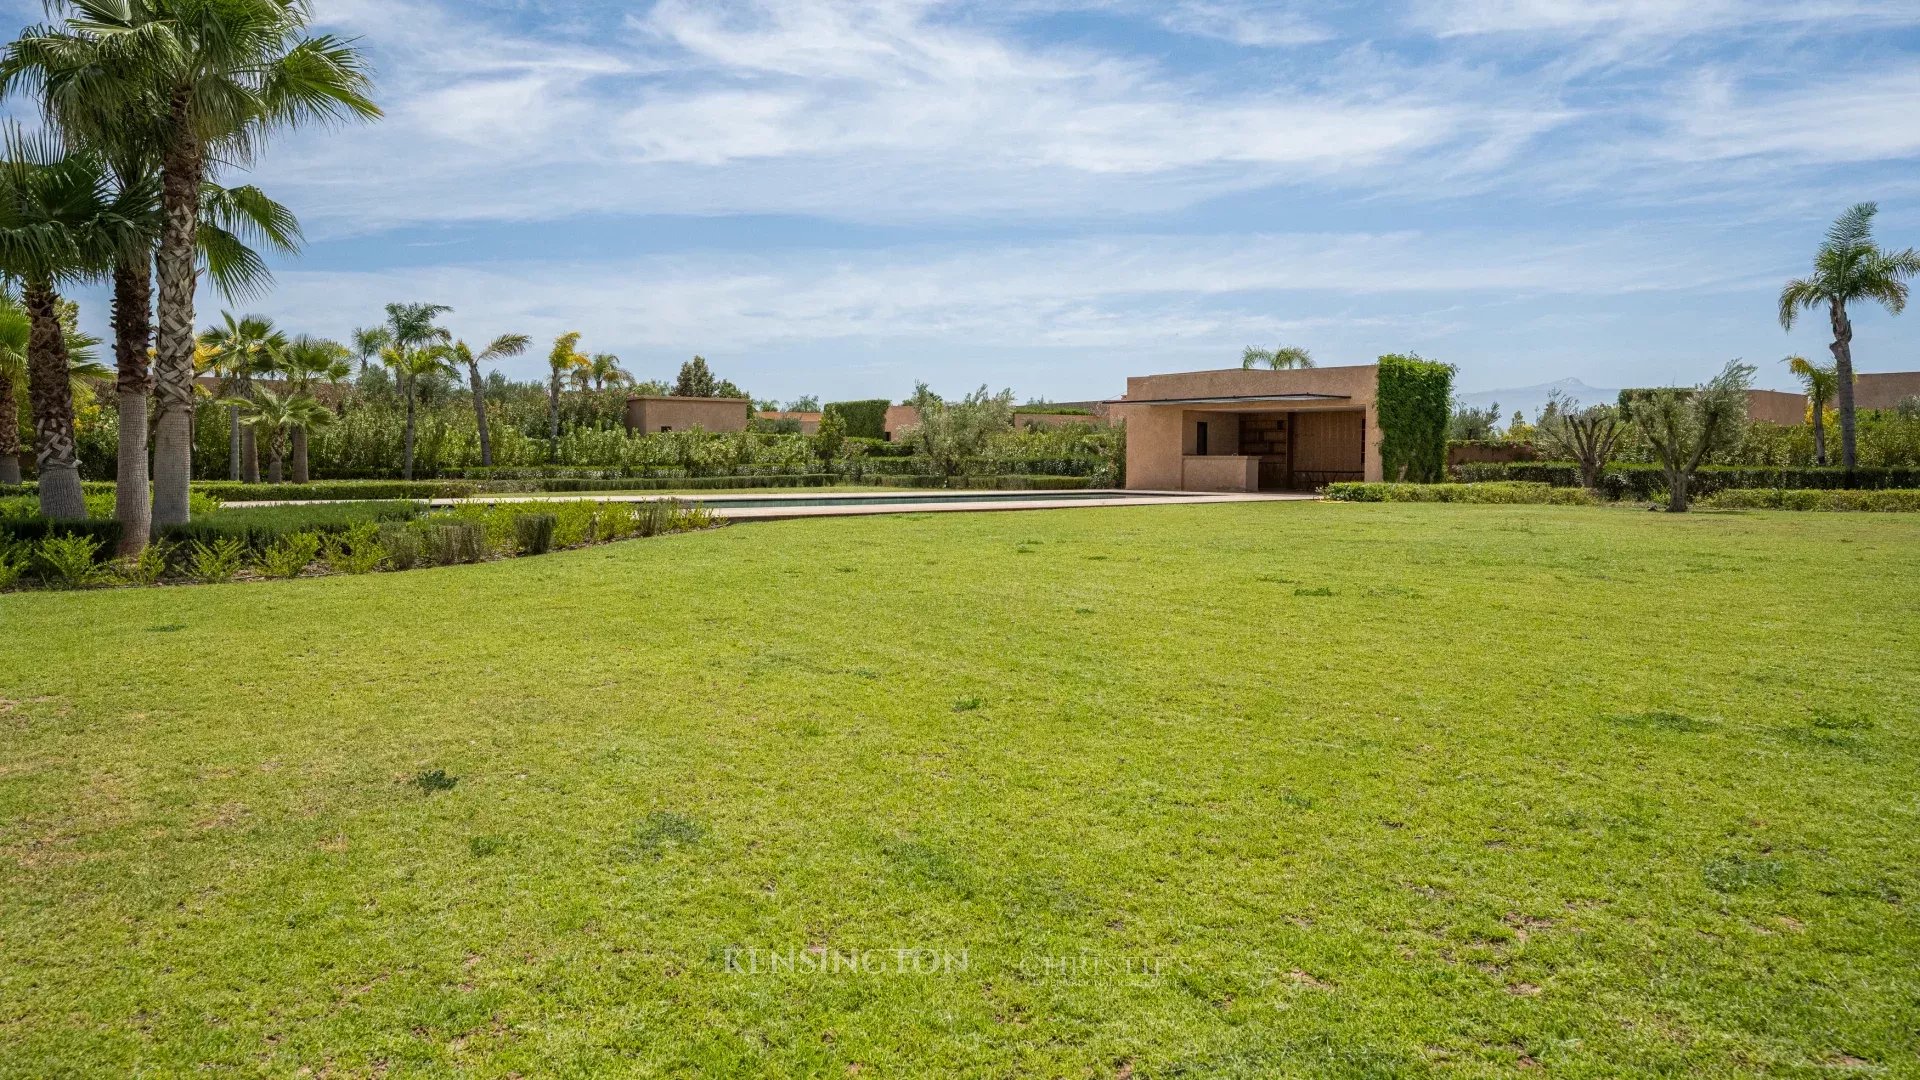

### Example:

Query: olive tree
xmin=1625 ymin=361 xmax=1753 ymax=512
xmin=899 ymin=385 xmax=1014 ymax=479
xmin=1534 ymin=391 xmax=1625 ymax=492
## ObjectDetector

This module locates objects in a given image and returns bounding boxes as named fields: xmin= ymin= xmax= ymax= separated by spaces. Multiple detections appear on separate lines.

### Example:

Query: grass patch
xmin=0 ymin=503 xmax=1916 ymax=1074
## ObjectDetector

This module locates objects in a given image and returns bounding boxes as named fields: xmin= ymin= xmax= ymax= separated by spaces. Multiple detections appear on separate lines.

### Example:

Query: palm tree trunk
xmin=269 ymin=446 xmax=284 ymax=484
xmin=1811 ymin=400 xmax=1827 ymax=467
xmin=228 ymin=404 xmax=241 ymax=479
xmin=151 ymin=118 xmax=204 ymax=528
xmin=1829 ymin=298 xmax=1857 ymax=475
xmin=548 ymin=375 xmax=560 ymax=459
xmin=468 ymin=360 xmax=492 ymax=467
xmin=403 ymin=384 xmax=417 ymax=481
xmin=23 ymin=281 xmax=85 ymax=520
xmin=0 ymin=375 xmax=21 ymax=485
xmin=239 ymin=371 xmax=260 ymax=483
xmin=291 ymin=425 xmax=309 ymax=483
xmin=111 ymin=260 xmax=154 ymax=555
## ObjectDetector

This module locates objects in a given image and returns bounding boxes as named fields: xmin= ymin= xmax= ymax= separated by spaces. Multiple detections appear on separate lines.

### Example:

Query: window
xmin=1195 ymin=421 xmax=1209 ymax=456
xmin=659 ymin=426 xmax=672 ymax=433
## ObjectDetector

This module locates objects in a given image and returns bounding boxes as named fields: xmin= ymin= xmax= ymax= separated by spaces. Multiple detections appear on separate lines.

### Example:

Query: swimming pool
xmin=683 ymin=489 xmax=1196 ymax=510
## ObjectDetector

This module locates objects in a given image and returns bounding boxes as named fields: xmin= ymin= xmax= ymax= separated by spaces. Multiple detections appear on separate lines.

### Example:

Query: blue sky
xmin=29 ymin=0 xmax=1920 ymax=403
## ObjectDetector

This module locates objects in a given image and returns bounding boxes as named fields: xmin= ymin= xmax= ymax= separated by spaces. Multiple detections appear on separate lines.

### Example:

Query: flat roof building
xmin=1111 ymin=365 xmax=1383 ymax=491
xmin=624 ymin=395 xmax=750 ymax=434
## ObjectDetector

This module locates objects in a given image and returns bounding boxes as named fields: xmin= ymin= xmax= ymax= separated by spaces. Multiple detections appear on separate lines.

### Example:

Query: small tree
xmin=1626 ymin=361 xmax=1753 ymax=512
xmin=673 ymin=355 xmax=717 ymax=397
xmin=1534 ymin=392 xmax=1624 ymax=492
xmin=812 ymin=409 xmax=845 ymax=468
xmin=1447 ymin=399 xmax=1500 ymax=441
xmin=900 ymin=385 xmax=1014 ymax=479
xmin=1783 ymin=354 xmax=1840 ymax=466
xmin=222 ymin=386 xmax=333 ymax=484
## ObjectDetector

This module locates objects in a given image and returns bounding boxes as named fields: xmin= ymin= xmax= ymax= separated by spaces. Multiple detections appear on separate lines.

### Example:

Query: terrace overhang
xmin=1103 ymin=392 xmax=1350 ymax=406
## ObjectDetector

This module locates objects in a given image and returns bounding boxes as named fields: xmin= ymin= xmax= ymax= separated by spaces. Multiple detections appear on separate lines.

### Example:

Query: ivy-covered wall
xmin=1376 ymin=354 xmax=1455 ymax=483
xmin=822 ymin=399 xmax=890 ymax=441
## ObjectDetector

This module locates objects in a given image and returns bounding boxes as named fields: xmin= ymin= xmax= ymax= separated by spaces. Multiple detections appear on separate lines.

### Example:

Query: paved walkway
xmin=222 ymin=489 xmax=1319 ymax=520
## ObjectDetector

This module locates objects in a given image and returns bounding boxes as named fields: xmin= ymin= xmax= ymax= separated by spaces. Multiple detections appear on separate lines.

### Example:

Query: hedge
xmin=1 ymin=501 xmax=420 ymax=552
xmin=1324 ymin=481 xmax=1594 ymax=505
xmin=1454 ymin=461 xmax=1920 ymax=499
xmin=1700 ymin=488 xmax=1920 ymax=512
xmin=824 ymin=399 xmax=890 ymax=440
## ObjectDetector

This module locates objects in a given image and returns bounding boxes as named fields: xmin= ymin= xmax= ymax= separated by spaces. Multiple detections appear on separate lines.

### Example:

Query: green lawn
xmin=2 ymin=503 xmax=1916 ymax=1078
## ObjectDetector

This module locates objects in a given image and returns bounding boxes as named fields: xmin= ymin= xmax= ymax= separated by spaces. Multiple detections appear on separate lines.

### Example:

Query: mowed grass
xmin=1 ymin=503 xmax=1917 ymax=1078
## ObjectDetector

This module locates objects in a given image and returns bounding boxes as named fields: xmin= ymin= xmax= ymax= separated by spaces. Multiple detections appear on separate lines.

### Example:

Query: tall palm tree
xmin=4 ymin=0 xmax=379 ymax=527
xmin=1783 ymin=355 xmax=1842 ymax=467
xmin=382 ymin=341 xmax=454 ymax=481
xmin=0 ymin=292 xmax=26 ymax=484
xmin=0 ymin=133 xmax=143 ymax=519
xmin=273 ymin=334 xmax=348 ymax=482
xmin=198 ymin=312 xmax=286 ymax=482
xmin=1242 ymin=345 xmax=1315 ymax=370
xmin=449 ymin=332 xmax=529 ymax=467
xmin=221 ymin=384 xmax=330 ymax=484
xmin=547 ymin=331 xmax=583 ymax=452
xmin=1779 ymin=203 xmax=1920 ymax=472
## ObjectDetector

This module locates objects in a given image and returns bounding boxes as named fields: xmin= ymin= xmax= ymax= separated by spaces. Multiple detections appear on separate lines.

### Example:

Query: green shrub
xmin=36 ymin=533 xmax=106 ymax=589
xmin=189 ymin=537 xmax=248 ymax=583
xmin=0 ymin=517 xmax=122 ymax=550
xmin=379 ymin=523 xmax=424 ymax=570
xmin=424 ymin=522 xmax=487 ymax=565
xmin=324 ymin=523 xmax=387 ymax=575
xmin=549 ymin=502 xmax=599 ymax=547
xmin=1700 ymin=488 xmax=1920 ymax=512
xmin=193 ymin=480 xmax=469 ymax=502
xmin=117 ymin=542 xmax=172 ymax=586
xmin=1456 ymin=461 xmax=1920 ymax=499
xmin=158 ymin=501 xmax=421 ymax=554
xmin=514 ymin=513 xmax=557 ymax=555
xmin=669 ymin=504 xmax=718 ymax=532
xmin=824 ymin=399 xmax=891 ymax=440
xmin=259 ymin=533 xmax=323 ymax=578
xmin=1324 ymin=481 xmax=1595 ymax=505
xmin=0 ymin=542 xmax=30 ymax=590
xmin=1376 ymin=354 xmax=1455 ymax=483
xmin=634 ymin=499 xmax=677 ymax=537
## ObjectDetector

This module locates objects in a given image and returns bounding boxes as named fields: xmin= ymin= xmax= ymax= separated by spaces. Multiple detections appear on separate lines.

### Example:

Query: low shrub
xmin=379 ymin=524 xmax=425 ymax=570
xmin=1455 ymin=461 xmax=1920 ymax=499
xmin=0 ymin=542 xmax=32 ymax=590
xmin=158 ymin=501 xmax=422 ymax=555
xmin=324 ymin=522 xmax=386 ymax=575
xmin=36 ymin=533 xmax=105 ymax=588
xmin=514 ymin=513 xmax=557 ymax=555
xmin=424 ymin=522 xmax=487 ymax=565
xmin=1323 ymin=481 xmax=1595 ymax=505
xmin=193 ymin=480 xmax=472 ymax=502
xmin=0 ymin=517 xmax=123 ymax=550
xmin=117 ymin=542 xmax=172 ymax=586
xmin=259 ymin=533 xmax=323 ymax=578
xmin=1700 ymin=488 xmax=1920 ymax=512
xmin=188 ymin=537 xmax=248 ymax=583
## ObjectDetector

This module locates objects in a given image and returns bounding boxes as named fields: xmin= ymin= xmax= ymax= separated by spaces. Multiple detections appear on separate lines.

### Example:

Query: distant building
xmin=1743 ymin=370 xmax=1920 ymax=423
xmin=624 ymin=395 xmax=750 ymax=434
xmin=883 ymin=405 xmax=921 ymax=442
xmin=755 ymin=410 xmax=822 ymax=434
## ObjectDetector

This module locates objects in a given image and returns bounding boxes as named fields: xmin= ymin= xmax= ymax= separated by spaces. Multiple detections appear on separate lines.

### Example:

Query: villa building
xmin=624 ymin=395 xmax=750 ymax=434
xmin=1110 ymin=365 xmax=1382 ymax=492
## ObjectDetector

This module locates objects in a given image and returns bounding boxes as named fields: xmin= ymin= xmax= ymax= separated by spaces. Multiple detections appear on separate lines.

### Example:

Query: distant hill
xmin=1454 ymin=378 xmax=1621 ymax=423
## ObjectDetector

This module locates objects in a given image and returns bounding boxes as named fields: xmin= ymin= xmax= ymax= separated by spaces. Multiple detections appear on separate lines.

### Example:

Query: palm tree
xmin=1242 ymin=345 xmax=1316 ymax=370
xmin=273 ymin=335 xmax=349 ymax=482
xmin=1783 ymin=355 xmax=1842 ymax=467
xmin=198 ymin=312 xmax=286 ymax=482
xmin=588 ymin=352 xmax=628 ymax=391
xmin=449 ymin=332 xmax=529 ymax=467
xmin=4 ymin=0 xmax=379 ymax=528
xmin=221 ymin=384 xmax=330 ymax=484
xmin=382 ymin=341 xmax=454 ymax=481
xmin=0 ymin=133 xmax=143 ymax=519
xmin=1779 ymin=203 xmax=1920 ymax=472
xmin=0 ymin=292 xmax=26 ymax=484
xmin=547 ymin=331 xmax=583 ymax=451
xmin=350 ymin=325 xmax=390 ymax=375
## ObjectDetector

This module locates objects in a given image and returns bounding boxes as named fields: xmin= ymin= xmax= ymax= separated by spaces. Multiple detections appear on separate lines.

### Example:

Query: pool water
xmin=686 ymin=490 xmax=1190 ymax=509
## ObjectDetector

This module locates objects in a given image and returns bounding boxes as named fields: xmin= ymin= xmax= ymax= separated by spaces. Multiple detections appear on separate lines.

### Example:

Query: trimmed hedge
xmin=1700 ymin=488 xmax=1920 ymax=512
xmin=1 ymin=501 xmax=421 ymax=561
xmin=1324 ymin=481 xmax=1595 ymax=505
xmin=824 ymin=399 xmax=890 ymax=440
xmin=1455 ymin=461 xmax=1920 ymax=499
xmin=870 ymin=474 xmax=1097 ymax=490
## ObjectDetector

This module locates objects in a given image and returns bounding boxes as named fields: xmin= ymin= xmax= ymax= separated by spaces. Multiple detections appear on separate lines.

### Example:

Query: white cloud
xmin=1409 ymin=0 xmax=1920 ymax=38
xmin=1655 ymin=66 xmax=1920 ymax=164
